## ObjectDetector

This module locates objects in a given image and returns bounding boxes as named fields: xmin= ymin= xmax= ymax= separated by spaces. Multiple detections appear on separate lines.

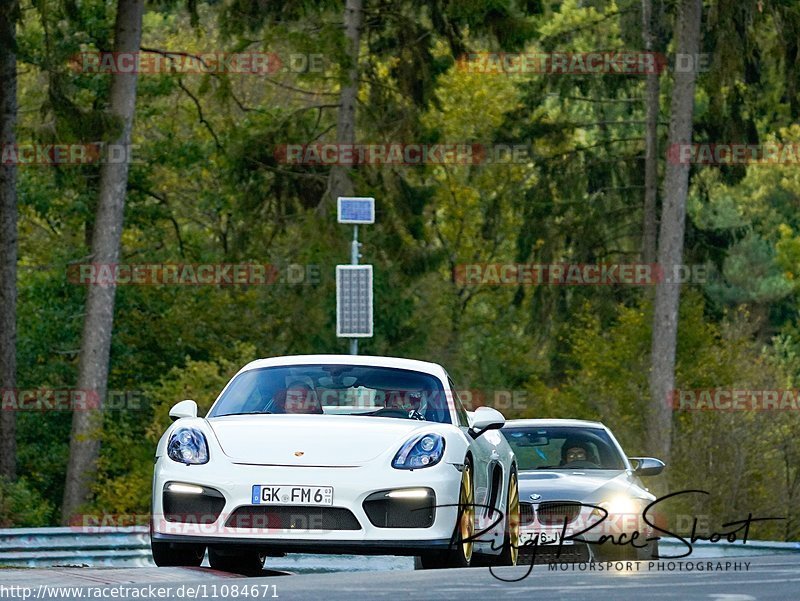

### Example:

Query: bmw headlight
xmin=592 ymin=496 xmax=640 ymax=517
xmin=606 ymin=496 xmax=639 ymax=515
xmin=167 ymin=427 xmax=209 ymax=465
xmin=392 ymin=434 xmax=445 ymax=469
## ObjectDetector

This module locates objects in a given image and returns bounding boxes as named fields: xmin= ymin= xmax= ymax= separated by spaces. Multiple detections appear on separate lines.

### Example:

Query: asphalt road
xmin=252 ymin=554 xmax=798 ymax=601
xmin=1 ymin=554 xmax=797 ymax=601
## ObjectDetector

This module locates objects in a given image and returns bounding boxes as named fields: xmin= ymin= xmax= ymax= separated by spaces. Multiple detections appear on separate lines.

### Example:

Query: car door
xmin=447 ymin=377 xmax=499 ymax=523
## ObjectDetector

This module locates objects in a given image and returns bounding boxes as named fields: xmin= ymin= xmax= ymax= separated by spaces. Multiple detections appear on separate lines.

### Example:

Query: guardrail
xmin=0 ymin=526 xmax=152 ymax=568
xmin=1 ymin=527 xmax=798 ymax=568
xmin=659 ymin=537 xmax=800 ymax=556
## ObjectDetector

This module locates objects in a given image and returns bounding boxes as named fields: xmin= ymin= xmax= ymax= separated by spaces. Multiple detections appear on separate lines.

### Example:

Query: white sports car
xmin=151 ymin=355 xmax=519 ymax=573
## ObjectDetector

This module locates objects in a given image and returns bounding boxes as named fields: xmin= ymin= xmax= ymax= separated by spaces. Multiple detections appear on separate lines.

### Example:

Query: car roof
xmin=503 ymin=418 xmax=608 ymax=429
xmin=238 ymin=354 xmax=448 ymax=380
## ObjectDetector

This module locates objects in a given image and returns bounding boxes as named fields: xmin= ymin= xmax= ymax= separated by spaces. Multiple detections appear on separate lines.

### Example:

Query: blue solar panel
xmin=336 ymin=265 xmax=373 ymax=337
xmin=338 ymin=197 xmax=375 ymax=224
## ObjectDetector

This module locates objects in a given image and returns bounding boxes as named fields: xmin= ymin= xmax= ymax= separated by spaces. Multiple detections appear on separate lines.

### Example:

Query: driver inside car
xmin=564 ymin=445 xmax=587 ymax=463
xmin=560 ymin=441 xmax=596 ymax=466
xmin=273 ymin=382 xmax=323 ymax=414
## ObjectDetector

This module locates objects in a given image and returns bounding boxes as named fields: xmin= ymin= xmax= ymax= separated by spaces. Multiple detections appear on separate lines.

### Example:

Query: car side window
xmin=447 ymin=376 xmax=470 ymax=427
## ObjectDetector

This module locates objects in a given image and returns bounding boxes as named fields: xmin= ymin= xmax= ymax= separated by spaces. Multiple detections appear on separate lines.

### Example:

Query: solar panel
xmin=336 ymin=265 xmax=373 ymax=337
xmin=337 ymin=197 xmax=375 ymax=224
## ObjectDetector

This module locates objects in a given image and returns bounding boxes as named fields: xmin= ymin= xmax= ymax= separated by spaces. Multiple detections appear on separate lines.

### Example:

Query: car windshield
xmin=208 ymin=364 xmax=452 ymax=424
xmin=503 ymin=426 xmax=626 ymax=470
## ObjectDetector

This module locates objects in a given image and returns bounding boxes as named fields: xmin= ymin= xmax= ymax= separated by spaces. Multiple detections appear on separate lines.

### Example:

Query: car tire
xmin=492 ymin=466 xmax=520 ymax=566
xmin=418 ymin=457 xmax=475 ymax=569
xmin=594 ymin=538 xmax=658 ymax=562
xmin=636 ymin=539 xmax=659 ymax=560
xmin=593 ymin=543 xmax=634 ymax=561
xmin=150 ymin=540 xmax=205 ymax=567
xmin=208 ymin=546 xmax=266 ymax=575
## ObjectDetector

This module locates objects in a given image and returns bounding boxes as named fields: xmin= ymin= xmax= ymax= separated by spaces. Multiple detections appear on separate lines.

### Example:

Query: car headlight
xmin=167 ymin=427 xmax=209 ymax=465
xmin=392 ymin=433 xmax=445 ymax=469
xmin=592 ymin=496 xmax=640 ymax=516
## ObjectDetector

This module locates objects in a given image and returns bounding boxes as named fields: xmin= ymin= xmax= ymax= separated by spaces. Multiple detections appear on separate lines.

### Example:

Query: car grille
xmin=536 ymin=501 xmax=582 ymax=525
xmin=224 ymin=506 xmax=361 ymax=531
xmin=519 ymin=502 xmax=536 ymax=526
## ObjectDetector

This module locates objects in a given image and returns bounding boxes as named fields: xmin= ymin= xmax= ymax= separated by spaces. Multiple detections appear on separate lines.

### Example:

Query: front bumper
xmin=518 ymin=540 xmax=592 ymax=563
xmin=152 ymin=457 xmax=462 ymax=550
xmin=519 ymin=500 xmax=655 ymax=546
xmin=150 ymin=532 xmax=453 ymax=556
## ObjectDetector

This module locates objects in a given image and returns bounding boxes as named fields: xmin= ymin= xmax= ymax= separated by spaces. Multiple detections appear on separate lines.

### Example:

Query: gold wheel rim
xmin=460 ymin=463 xmax=474 ymax=562
xmin=508 ymin=472 xmax=520 ymax=565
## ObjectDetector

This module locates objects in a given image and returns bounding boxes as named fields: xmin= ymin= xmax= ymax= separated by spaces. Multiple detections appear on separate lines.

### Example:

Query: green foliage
xmin=0 ymin=478 xmax=53 ymax=527
xmin=144 ymin=342 xmax=258 ymax=436
xmin=92 ymin=343 xmax=257 ymax=514
xmin=530 ymin=292 xmax=797 ymax=540
xmin=6 ymin=0 xmax=800 ymax=542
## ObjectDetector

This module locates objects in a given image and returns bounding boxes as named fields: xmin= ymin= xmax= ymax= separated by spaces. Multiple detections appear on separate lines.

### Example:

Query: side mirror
xmin=169 ymin=399 xmax=198 ymax=421
xmin=629 ymin=456 xmax=665 ymax=476
xmin=469 ymin=406 xmax=505 ymax=439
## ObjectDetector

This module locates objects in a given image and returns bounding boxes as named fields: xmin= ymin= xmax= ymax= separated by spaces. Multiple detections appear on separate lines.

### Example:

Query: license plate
xmin=522 ymin=529 xmax=575 ymax=546
xmin=251 ymin=485 xmax=333 ymax=506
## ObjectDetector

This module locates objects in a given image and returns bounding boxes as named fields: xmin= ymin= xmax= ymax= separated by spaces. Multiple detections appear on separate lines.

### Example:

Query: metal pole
xmin=351 ymin=224 xmax=359 ymax=265
xmin=350 ymin=225 xmax=359 ymax=355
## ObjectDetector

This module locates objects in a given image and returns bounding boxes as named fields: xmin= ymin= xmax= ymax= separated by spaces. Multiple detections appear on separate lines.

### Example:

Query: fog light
xmin=168 ymin=483 xmax=204 ymax=494
xmin=386 ymin=489 xmax=430 ymax=499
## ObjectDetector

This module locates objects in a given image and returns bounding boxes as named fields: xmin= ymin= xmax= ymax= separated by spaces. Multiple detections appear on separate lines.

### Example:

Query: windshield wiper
xmin=217 ymin=411 xmax=274 ymax=417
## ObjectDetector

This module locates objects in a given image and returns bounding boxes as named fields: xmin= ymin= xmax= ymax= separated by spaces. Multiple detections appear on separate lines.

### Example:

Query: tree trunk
xmin=323 ymin=0 xmax=363 ymax=212
xmin=647 ymin=0 xmax=702 ymax=468
xmin=0 ymin=0 xmax=18 ymax=481
xmin=61 ymin=0 xmax=143 ymax=523
xmin=641 ymin=0 xmax=659 ymax=264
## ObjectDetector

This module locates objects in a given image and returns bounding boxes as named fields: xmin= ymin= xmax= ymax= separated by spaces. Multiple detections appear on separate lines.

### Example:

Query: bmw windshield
xmin=503 ymin=426 xmax=626 ymax=470
xmin=208 ymin=364 xmax=452 ymax=424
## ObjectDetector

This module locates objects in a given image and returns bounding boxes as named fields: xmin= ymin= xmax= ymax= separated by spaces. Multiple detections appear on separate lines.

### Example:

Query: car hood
xmin=518 ymin=470 xmax=636 ymax=503
xmin=206 ymin=414 xmax=432 ymax=466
